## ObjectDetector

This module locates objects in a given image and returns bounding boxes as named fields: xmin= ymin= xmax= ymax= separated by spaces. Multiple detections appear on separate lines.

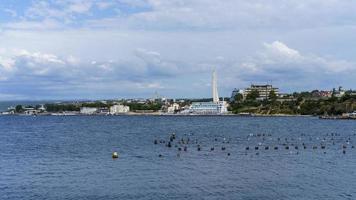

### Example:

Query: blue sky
xmin=1 ymin=0 xmax=356 ymax=100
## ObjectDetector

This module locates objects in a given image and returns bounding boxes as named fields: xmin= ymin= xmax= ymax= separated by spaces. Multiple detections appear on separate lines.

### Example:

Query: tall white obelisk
xmin=212 ymin=68 xmax=219 ymax=103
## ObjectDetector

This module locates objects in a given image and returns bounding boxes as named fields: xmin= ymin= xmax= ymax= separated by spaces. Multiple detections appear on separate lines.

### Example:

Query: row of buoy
xmin=154 ymin=132 xmax=356 ymax=158
xmin=246 ymin=145 xmax=354 ymax=151
xmin=154 ymin=132 xmax=233 ymax=158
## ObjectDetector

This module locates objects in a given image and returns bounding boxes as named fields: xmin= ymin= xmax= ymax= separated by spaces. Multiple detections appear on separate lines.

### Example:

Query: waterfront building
xmin=98 ymin=107 xmax=110 ymax=114
xmin=187 ymin=68 xmax=228 ymax=114
xmin=38 ymin=105 xmax=46 ymax=112
xmin=80 ymin=107 xmax=98 ymax=115
xmin=189 ymin=101 xmax=228 ymax=114
xmin=110 ymin=105 xmax=130 ymax=114
xmin=167 ymin=103 xmax=180 ymax=113
xmin=243 ymin=84 xmax=279 ymax=100
xmin=333 ymin=86 xmax=345 ymax=98
xmin=23 ymin=108 xmax=40 ymax=115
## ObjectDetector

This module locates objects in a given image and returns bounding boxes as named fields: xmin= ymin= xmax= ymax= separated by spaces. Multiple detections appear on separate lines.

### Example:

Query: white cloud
xmin=263 ymin=41 xmax=301 ymax=60
xmin=4 ymin=19 xmax=63 ymax=30
xmin=68 ymin=1 xmax=93 ymax=13
xmin=222 ymin=41 xmax=356 ymax=91
xmin=3 ymin=8 xmax=17 ymax=17
xmin=96 ymin=2 xmax=114 ymax=10
xmin=1 ymin=1 xmax=356 ymax=99
xmin=135 ymin=82 xmax=164 ymax=89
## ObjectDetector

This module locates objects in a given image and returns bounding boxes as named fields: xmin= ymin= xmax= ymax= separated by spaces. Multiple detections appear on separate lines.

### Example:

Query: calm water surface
xmin=1 ymin=116 xmax=356 ymax=200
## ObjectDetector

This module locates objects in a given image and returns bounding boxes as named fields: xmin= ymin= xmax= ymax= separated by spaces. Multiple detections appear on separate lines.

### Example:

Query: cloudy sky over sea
xmin=0 ymin=0 xmax=356 ymax=100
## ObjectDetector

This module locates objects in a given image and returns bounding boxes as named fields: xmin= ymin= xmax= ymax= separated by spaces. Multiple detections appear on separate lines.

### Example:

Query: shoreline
xmin=0 ymin=112 xmax=315 ymax=117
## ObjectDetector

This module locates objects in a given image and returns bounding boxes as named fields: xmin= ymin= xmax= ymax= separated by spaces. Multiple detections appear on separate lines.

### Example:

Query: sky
xmin=1 ymin=0 xmax=356 ymax=100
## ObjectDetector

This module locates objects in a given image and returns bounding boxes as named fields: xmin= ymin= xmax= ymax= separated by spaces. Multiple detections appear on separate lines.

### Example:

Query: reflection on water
xmin=0 ymin=116 xmax=355 ymax=200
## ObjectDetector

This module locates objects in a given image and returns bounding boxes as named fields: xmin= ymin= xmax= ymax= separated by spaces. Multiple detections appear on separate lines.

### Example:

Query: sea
xmin=0 ymin=115 xmax=356 ymax=200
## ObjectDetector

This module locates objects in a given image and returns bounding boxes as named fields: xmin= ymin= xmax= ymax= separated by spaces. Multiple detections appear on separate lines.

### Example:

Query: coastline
xmin=0 ymin=112 xmax=315 ymax=117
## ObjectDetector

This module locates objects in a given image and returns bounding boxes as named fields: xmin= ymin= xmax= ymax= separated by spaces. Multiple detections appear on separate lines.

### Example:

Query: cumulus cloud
xmin=1 ymin=1 xmax=356 ymax=99
xmin=0 ymin=47 xmax=183 ymax=99
xmin=222 ymin=41 xmax=356 ymax=91
xmin=134 ymin=48 xmax=180 ymax=77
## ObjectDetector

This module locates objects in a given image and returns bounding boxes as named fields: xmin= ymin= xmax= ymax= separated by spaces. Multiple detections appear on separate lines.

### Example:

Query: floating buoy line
xmin=152 ymin=132 xmax=356 ymax=158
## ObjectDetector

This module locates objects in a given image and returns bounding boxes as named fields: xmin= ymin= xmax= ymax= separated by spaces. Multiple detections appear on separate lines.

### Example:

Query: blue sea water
xmin=1 ymin=115 xmax=356 ymax=200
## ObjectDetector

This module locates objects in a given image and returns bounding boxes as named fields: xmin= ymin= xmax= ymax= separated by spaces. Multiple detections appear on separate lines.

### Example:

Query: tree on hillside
xmin=234 ymin=93 xmax=244 ymax=102
xmin=269 ymin=90 xmax=277 ymax=101
xmin=15 ymin=105 xmax=23 ymax=113
xmin=246 ymin=90 xmax=259 ymax=101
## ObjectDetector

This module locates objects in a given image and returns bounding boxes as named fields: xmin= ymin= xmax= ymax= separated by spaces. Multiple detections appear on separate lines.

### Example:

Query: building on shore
xmin=243 ymin=84 xmax=279 ymax=100
xmin=189 ymin=101 xmax=228 ymax=114
xmin=110 ymin=104 xmax=130 ymax=114
xmin=187 ymin=68 xmax=228 ymax=114
xmin=167 ymin=103 xmax=180 ymax=114
xmin=80 ymin=107 xmax=98 ymax=115
xmin=333 ymin=86 xmax=345 ymax=98
xmin=23 ymin=107 xmax=43 ymax=115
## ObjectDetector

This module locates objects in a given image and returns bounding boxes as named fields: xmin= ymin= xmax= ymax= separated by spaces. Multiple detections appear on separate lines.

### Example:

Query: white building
xmin=167 ymin=103 xmax=180 ymax=113
xmin=80 ymin=107 xmax=98 ymax=115
xmin=110 ymin=105 xmax=130 ymax=114
xmin=333 ymin=86 xmax=345 ymax=98
xmin=188 ymin=68 xmax=228 ymax=114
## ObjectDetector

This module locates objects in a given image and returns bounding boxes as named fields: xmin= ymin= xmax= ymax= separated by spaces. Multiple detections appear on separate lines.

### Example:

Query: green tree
xmin=246 ymin=90 xmax=259 ymax=101
xmin=234 ymin=93 xmax=244 ymax=102
xmin=15 ymin=105 xmax=23 ymax=113
xmin=269 ymin=90 xmax=277 ymax=101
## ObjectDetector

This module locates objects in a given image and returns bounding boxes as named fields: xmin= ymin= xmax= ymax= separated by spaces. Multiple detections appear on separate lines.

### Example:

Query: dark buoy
xmin=210 ymin=147 xmax=214 ymax=151
xmin=168 ymin=142 xmax=172 ymax=148
xmin=321 ymin=145 xmax=325 ymax=149
xmin=265 ymin=146 xmax=269 ymax=150
xmin=197 ymin=145 xmax=201 ymax=151
xmin=274 ymin=146 xmax=278 ymax=150
xmin=285 ymin=146 xmax=289 ymax=150
xmin=178 ymin=147 xmax=182 ymax=151
xmin=154 ymin=140 xmax=158 ymax=144
xmin=159 ymin=154 xmax=163 ymax=157
xmin=112 ymin=152 xmax=119 ymax=159
xmin=246 ymin=147 xmax=250 ymax=150
xmin=255 ymin=146 xmax=259 ymax=150
xmin=343 ymin=150 xmax=346 ymax=154
xmin=343 ymin=145 xmax=347 ymax=149
xmin=227 ymin=153 xmax=231 ymax=156
xmin=221 ymin=147 xmax=226 ymax=151
xmin=295 ymin=146 xmax=298 ymax=150
xmin=184 ymin=146 xmax=187 ymax=151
